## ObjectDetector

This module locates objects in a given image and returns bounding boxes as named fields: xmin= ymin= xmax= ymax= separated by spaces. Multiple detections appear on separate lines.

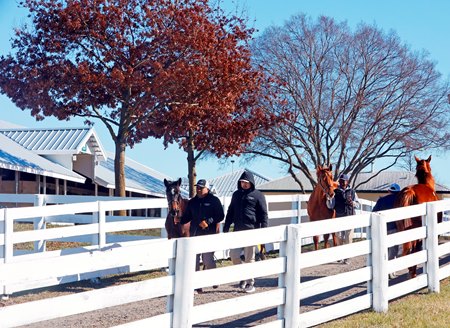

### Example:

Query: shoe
xmin=194 ymin=288 xmax=203 ymax=294
xmin=244 ymin=285 xmax=256 ymax=293
xmin=239 ymin=281 xmax=246 ymax=289
xmin=213 ymin=285 xmax=219 ymax=289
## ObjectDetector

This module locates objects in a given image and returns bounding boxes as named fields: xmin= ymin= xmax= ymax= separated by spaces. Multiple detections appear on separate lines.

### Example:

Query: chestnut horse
xmin=395 ymin=155 xmax=441 ymax=278
xmin=164 ymin=178 xmax=189 ymax=239
xmin=307 ymin=165 xmax=339 ymax=250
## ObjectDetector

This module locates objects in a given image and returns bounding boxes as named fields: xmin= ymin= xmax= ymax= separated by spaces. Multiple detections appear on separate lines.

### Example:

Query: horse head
xmin=316 ymin=164 xmax=338 ymax=199
xmin=164 ymin=178 xmax=183 ymax=218
xmin=414 ymin=155 xmax=434 ymax=186
xmin=415 ymin=155 xmax=432 ymax=173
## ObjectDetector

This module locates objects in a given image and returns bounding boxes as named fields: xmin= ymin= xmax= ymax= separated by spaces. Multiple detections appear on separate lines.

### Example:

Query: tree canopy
xmin=0 ymin=0 xmax=273 ymax=196
xmin=248 ymin=14 xmax=450 ymax=189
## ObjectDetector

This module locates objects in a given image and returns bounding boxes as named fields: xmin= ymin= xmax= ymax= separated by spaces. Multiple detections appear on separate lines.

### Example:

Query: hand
xmin=174 ymin=217 xmax=180 ymax=224
xmin=199 ymin=220 xmax=208 ymax=229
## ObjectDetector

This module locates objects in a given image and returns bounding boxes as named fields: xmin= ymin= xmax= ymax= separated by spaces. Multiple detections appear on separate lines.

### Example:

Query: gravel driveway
xmin=3 ymin=254 xmax=384 ymax=328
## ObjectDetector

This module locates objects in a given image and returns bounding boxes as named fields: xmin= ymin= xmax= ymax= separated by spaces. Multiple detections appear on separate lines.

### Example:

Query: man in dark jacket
xmin=223 ymin=170 xmax=268 ymax=293
xmin=372 ymin=183 xmax=401 ymax=278
xmin=327 ymin=173 xmax=360 ymax=264
xmin=181 ymin=179 xmax=224 ymax=291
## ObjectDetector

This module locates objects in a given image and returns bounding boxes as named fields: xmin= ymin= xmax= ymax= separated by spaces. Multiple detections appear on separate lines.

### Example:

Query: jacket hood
xmin=237 ymin=171 xmax=256 ymax=191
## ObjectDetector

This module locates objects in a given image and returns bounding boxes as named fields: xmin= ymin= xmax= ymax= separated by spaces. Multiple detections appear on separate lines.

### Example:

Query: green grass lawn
xmin=13 ymin=223 xmax=161 ymax=251
xmin=318 ymin=277 xmax=450 ymax=328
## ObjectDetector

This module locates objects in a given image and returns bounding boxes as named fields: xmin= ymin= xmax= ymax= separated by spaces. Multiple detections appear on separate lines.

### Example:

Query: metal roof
xmin=0 ymin=133 xmax=86 ymax=183
xmin=95 ymin=151 xmax=172 ymax=197
xmin=209 ymin=168 xmax=271 ymax=197
xmin=0 ymin=127 xmax=107 ymax=161
xmin=258 ymin=170 xmax=450 ymax=193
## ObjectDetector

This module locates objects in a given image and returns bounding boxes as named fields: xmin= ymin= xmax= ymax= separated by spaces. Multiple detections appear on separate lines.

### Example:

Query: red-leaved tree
xmin=147 ymin=6 xmax=279 ymax=196
xmin=0 ymin=0 xmax=275 ymax=197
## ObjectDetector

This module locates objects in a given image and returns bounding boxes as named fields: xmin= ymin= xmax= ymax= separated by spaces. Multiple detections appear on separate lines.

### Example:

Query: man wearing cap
xmin=372 ymin=183 xmax=401 ymax=277
xmin=180 ymin=179 xmax=224 ymax=291
xmin=326 ymin=173 xmax=360 ymax=264
xmin=223 ymin=170 xmax=268 ymax=293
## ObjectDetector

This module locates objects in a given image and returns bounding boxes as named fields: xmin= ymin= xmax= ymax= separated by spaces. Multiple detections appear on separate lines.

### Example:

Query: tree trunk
xmin=186 ymin=131 xmax=196 ymax=198
xmin=114 ymin=140 xmax=127 ymax=216
xmin=114 ymin=141 xmax=127 ymax=197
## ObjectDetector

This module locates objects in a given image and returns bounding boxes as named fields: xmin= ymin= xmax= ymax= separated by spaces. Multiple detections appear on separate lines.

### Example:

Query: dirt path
xmin=12 ymin=249 xmax=450 ymax=328
xmin=6 ymin=254 xmax=387 ymax=328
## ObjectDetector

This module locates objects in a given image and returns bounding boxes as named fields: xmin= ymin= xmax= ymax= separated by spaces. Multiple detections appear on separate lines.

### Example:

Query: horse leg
xmin=402 ymin=241 xmax=412 ymax=257
xmin=331 ymin=232 xmax=339 ymax=247
xmin=313 ymin=235 xmax=319 ymax=250
xmin=407 ymin=240 xmax=418 ymax=279
xmin=165 ymin=218 xmax=173 ymax=239
xmin=323 ymin=233 xmax=330 ymax=248
xmin=402 ymin=240 xmax=418 ymax=278
xmin=174 ymin=223 xmax=184 ymax=238
xmin=259 ymin=244 xmax=267 ymax=260
xmin=408 ymin=239 xmax=423 ymax=278
xmin=181 ymin=222 xmax=191 ymax=237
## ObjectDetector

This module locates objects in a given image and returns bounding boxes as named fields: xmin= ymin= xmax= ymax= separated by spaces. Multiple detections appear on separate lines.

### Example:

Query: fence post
xmin=172 ymin=237 xmax=196 ymax=328
xmin=366 ymin=214 xmax=373 ymax=295
xmin=91 ymin=202 xmax=99 ymax=246
xmin=2 ymin=207 xmax=11 ymax=298
xmin=3 ymin=208 xmax=14 ymax=299
xmin=426 ymin=202 xmax=440 ymax=293
xmin=277 ymin=230 xmax=287 ymax=319
xmin=33 ymin=194 xmax=46 ymax=252
xmin=371 ymin=212 xmax=389 ymax=312
xmin=4 ymin=208 xmax=13 ymax=264
xmin=160 ymin=207 xmax=168 ymax=239
xmin=283 ymin=225 xmax=301 ymax=327
xmin=291 ymin=195 xmax=301 ymax=224
xmin=0 ymin=208 xmax=5 ymax=261
xmin=98 ymin=201 xmax=106 ymax=248
xmin=166 ymin=257 xmax=176 ymax=313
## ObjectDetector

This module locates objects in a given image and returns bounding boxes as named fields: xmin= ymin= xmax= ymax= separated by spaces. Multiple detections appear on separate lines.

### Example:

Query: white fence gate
xmin=0 ymin=195 xmax=449 ymax=327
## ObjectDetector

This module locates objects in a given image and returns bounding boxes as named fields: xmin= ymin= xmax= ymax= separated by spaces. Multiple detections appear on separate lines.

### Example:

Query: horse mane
xmin=414 ymin=155 xmax=435 ymax=189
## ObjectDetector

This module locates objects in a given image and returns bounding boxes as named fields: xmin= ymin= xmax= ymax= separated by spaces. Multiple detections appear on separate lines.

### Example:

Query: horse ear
xmin=414 ymin=155 xmax=420 ymax=163
xmin=329 ymin=163 xmax=333 ymax=171
xmin=164 ymin=178 xmax=168 ymax=187
xmin=426 ymin=155 xmax=432 ymax=162
xmin=177 ymin=178 xmax=182 ymax=186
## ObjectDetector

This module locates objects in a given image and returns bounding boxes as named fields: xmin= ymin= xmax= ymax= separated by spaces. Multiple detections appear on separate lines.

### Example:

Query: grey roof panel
xmin=1 ymin=128 xmax=86 ymax=151
xmin=0 ymin=133 xmax=86 ymax=183
xmin=95 ymin=151 xmax=173 ymax=197
xmin=0 ymin=127 xmax=107 ymax=160
xmin=209 ymin=168 xmax=271 ymax=197
xmin=258 ymin=170 xmax=450 ymax=193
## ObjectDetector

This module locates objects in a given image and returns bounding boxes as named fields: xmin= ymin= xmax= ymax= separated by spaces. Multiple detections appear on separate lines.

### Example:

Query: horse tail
xmin=395 ymin=187 xmax=416 ymax=230
xmin=395 ymin=187 xmax=415 ymax=207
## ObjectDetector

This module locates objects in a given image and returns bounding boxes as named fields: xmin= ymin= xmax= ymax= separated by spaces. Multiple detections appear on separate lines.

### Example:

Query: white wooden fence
xmin=0 ymin=195 xmax=449 ymax=327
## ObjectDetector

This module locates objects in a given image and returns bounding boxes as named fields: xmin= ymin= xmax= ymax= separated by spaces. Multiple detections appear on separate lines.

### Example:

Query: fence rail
xmin=0 ymin=194 xmax=449 ymax=327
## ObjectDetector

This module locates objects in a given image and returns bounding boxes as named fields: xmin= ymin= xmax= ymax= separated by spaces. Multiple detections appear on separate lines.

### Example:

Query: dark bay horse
xmin=395 ymin=155 xmax=441 ymax=278
xmin=307 ymin=165 xmax=339 ymax=250
xmin=164 ymin=178 xmax=189 ymax=239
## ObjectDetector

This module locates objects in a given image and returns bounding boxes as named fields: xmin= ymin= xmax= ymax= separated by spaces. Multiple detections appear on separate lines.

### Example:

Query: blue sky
xmin=1 ymin=0 xmax=449 ymax=185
